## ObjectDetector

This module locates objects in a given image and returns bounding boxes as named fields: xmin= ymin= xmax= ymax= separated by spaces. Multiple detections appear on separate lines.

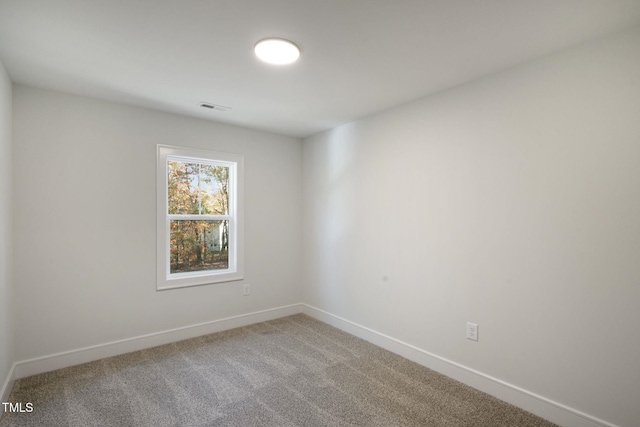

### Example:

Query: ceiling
xmin=1 ymin=0 xmax=640 ymax=138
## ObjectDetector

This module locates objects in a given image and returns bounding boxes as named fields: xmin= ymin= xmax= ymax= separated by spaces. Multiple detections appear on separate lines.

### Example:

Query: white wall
xmin=0 ymin=59 xmax=13 ymax=399
xmin=303 ymin=26 xmax=640 ymax=427
xmin=12 ymin=86 xmax=303 ymax=362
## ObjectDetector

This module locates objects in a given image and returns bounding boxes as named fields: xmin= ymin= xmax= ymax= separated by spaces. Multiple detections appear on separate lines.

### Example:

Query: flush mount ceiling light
xmin=254 ymin=38 xmax=300 ymax=65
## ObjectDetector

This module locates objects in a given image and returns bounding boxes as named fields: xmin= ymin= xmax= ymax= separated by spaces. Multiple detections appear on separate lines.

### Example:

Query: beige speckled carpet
xmin=1 ymin=314 xmax=557 ymax=426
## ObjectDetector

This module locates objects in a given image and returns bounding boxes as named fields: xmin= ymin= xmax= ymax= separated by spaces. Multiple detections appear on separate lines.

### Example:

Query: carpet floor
xmin=0 ymin=314 xmax=558 ymax=426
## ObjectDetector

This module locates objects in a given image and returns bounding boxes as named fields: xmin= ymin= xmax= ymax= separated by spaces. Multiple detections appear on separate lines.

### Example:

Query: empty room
xmin=1 ymin=1 xmax=639 ymax=426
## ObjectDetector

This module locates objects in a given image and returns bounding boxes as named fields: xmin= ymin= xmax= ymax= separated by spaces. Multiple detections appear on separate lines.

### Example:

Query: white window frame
xmin=157 ymin=145 xmax=244 ymax=290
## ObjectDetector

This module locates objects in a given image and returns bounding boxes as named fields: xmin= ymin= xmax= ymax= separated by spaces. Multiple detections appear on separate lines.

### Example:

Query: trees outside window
xmin=157 ymin=145 xmax=243 ymax=290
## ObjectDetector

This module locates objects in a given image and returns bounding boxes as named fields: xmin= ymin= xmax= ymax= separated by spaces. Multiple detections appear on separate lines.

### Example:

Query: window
xmin=157 ymin=145 xmax=243 ymax=290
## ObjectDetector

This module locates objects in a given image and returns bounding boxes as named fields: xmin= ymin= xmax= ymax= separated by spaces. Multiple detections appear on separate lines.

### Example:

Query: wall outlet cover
xmin=467 ymin=322 xmax=478 ymax=341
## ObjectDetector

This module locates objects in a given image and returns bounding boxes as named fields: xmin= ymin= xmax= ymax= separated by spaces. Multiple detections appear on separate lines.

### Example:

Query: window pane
xmin=199 ymin=164 xmax=229 ymax=215
xmin=168 ymin=161 xmax=229 ymax=215
xmin=169 ymin=220 xmax=229 ymax=274
xmin=167 ymin=161 xmax=199 ymax=214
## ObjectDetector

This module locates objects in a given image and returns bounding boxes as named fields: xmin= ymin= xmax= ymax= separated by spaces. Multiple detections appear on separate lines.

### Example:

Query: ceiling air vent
xmin=200 ymin=102 xmax=231 ymax=112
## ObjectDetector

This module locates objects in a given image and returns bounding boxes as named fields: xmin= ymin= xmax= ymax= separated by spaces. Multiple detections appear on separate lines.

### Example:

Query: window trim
xmin=156 ymin=145 xmax=244 ymax=291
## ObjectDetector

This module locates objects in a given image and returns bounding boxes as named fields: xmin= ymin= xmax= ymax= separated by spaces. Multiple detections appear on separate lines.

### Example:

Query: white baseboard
xmin=1 ymin=362 xmax=16 ymax=403
xmin=12 ymin=304 xmax=303 ymax=381
xmin=301 ymin=304 xmax=617 ymax=427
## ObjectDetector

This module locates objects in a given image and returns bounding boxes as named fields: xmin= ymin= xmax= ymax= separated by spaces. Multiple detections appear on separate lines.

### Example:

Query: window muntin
xmin=157 ymin=145 xmax=243 ymax=290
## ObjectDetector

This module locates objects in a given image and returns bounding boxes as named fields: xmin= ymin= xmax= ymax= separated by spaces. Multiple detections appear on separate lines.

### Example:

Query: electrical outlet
xmin=466 ymin=322 xmax=478 ymax=341
xmin=243 ymin=284 xmax=251 ymax=296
